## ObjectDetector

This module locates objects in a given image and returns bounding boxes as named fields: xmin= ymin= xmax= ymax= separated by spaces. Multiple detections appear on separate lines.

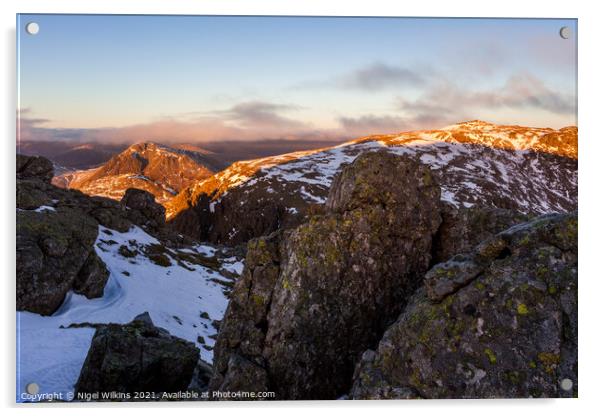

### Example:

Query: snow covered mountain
xmin=54 ymin=142 xmax=225 ymax=204
xmin=15 ymin=118 xmax=579 ymax=400
xmin=166 ymin=121 xmax=577 ymax=244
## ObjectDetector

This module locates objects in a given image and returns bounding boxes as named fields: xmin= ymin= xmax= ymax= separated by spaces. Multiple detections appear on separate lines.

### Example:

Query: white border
xmin=2 ymin=1 xmax=600 ymax=415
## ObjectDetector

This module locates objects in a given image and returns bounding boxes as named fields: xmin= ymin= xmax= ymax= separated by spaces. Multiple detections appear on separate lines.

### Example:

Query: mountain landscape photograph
xmin=16 ymin=14 xmax=577 ymax=402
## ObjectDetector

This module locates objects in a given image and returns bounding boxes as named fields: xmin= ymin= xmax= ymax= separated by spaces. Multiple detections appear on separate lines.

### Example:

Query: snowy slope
xmin=16 ymin=225 xmax=243 ymax=402
xmin=169 ymin=121 xmax=576 ymax=216
xmin=166 ymin=121 xmax=577 ymax=245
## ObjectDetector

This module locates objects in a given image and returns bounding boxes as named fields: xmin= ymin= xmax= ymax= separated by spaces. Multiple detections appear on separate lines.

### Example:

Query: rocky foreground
xmin=16 ymin=143 xmax=577 ymax=400
xmin=209 ymin=150 xmax=577 ymax=399
xmin=18 ymin=154 xmax=178 ymax=315
xmin=16 ymin=154 xmax=242 ymax=401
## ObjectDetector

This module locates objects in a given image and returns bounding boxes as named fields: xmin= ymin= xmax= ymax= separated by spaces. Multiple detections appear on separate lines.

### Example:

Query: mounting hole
xmin=25 ymin=382 xmax=39 ymax=395
xmin=25 ymin=22 xmax=39 ymax=35
xmin=560 ymin=378 xmax=573 ymax=391
xmin=559 ymin=26 xmax=570 ymax=40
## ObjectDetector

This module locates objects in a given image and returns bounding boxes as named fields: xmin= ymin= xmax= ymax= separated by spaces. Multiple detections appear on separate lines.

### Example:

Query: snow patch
xmin=34 ymin=206 xmax=56 ymax=213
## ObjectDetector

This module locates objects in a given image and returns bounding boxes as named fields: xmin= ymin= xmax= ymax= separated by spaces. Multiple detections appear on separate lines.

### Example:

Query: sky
xmin=17 ymin=14 xmax=577 ymax=144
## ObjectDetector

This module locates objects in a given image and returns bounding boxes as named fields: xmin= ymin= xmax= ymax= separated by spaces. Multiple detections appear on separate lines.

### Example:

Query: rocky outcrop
xmin=16 ymin=155 xmax=112 ymax=315
xmin=16 ymin=155 xmax=180 ymax=315
xmin=17 ymin=206 xmax=109 ymax=315
xmin=350 ymin=213 xmax=577 ymax=399
xmin=210 ymin=151 xmax=443 ymax=399
xmin=121 ymin=188 xmax=166 ymax=230
xmin=209 ymin=232 xmax=281 ymax=395
xmin=17 ymin=154 xmax=54 ymax=182
xmin=75 ymin=312 xmax=200 ymax=397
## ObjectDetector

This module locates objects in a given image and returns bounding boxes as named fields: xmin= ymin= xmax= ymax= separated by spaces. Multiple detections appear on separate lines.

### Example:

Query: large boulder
xmin=210 ymin=151 xmax=443 ymax=399
xmin=16 ymin=206 xmax=108 ymax=315
xmin=350 ymin=213 xmax=577 ymax=399
xmin=75 ymin=312 xmax=200 ymax=397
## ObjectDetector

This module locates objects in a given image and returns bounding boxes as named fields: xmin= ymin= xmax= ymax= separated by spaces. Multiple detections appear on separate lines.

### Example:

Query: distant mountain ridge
xmin=18 ymin=141 xmax=127 ymax=170
xmin=166 ymin=120 xmax=578 ymax=244
xmin=55 ymin=142 xmax=226 ymax=204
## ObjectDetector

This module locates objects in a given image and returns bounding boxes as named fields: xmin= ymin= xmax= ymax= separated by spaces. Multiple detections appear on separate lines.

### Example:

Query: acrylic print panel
xmin=16 ymin=14 xmax=577 ymax=402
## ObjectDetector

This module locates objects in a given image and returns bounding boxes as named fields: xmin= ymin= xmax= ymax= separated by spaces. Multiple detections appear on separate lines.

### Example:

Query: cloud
xmin=338 ymin=115 xmax=410 ymax=136
xmin=19 ymin=71 xmax=575 ymax=146
xmin=395 ymin=73 xmax=575 ymax=126
xmin=292 ymin=62 xmax=427 ymax=91
xmin=338 ymin=113 xmax=454 ymax=137
xmin=18 ymin=101 xmax=329 ymax=144
xmin=339 ymin=72 xmax=575 ymax=136
xmin=217 ymin=101 xmax=306 ymax=129
xmin=17 ymin=109 xmax=82 ymax=142
xmin=493 ymin=74 xmax=574 ymax=114
xmin=340 ymin=63 xmax=426 ymax=90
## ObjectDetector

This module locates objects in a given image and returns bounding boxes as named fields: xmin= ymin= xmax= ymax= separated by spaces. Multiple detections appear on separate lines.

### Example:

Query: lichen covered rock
xmin=210 ymin=231 xmax=281 ymax=393
xmin=351 ymin=213 xmax=577 ymax=399
xmin=75 ymin=312 xmax=200 ymax=397
xmin=210 ymin=150 xmax=443 ymax=399
xmin=16 ymin=207 xmax=109 ymax=315
xmin=423 ymin=254 xmax=484 ymax=302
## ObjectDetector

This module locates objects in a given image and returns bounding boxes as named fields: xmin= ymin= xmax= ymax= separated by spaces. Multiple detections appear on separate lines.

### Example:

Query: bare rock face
xmin=351 ymin=213 xmax=577 ymax=399
xmin=75 ymin=313 xmax=200 ymax=397
xmin=166 ymin=172 xmax=310 ymax=246
xmin=210 ymin=151 xmax=443 ymax=399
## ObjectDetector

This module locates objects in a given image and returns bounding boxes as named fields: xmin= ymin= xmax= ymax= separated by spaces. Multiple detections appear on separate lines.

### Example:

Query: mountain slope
xmin=166 ymin=121 xmax=577 ymax=245
xmin=55 ymin=142 xmax=226 ymax=204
